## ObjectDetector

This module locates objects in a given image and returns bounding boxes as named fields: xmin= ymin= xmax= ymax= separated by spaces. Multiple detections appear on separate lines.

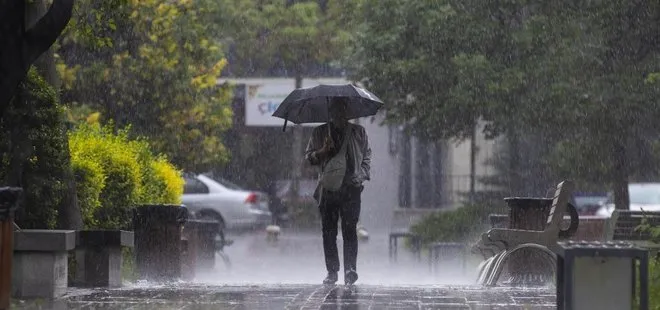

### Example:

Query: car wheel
xmin=198 ymin=210 xmax=228 ymax=251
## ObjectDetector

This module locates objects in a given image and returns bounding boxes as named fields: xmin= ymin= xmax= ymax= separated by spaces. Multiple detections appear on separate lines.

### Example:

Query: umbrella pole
xmin=327 ymin=97 xmax=332 ymax=138
xmin=282 ymin=119 xmax=288 ymax=132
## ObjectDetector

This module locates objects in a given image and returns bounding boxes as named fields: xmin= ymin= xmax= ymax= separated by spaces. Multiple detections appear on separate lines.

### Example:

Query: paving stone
xmin=12 ymin=284 xmax=556 ymax=309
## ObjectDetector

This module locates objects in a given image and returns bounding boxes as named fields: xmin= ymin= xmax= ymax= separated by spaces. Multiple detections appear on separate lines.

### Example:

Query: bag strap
xmin=338 ymin=126 xmax=350 ymax=153
xmin=321 ymin=126 xmax=350 ymax=170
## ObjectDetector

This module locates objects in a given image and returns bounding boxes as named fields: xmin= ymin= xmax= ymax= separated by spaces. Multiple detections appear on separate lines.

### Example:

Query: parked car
xmin=181 ymin=173 xmax=271 ymax=231
xmin=571 ymin=192 xmax=608 ymax=216
xmin=595 ymin=183 xmax=660 ymax=217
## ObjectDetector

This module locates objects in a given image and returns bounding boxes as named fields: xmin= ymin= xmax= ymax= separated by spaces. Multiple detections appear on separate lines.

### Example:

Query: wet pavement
xmin=12 ymin=231 xmax=556 ymax=309
xmin=18 ymin=284 xmax=555 ymax=310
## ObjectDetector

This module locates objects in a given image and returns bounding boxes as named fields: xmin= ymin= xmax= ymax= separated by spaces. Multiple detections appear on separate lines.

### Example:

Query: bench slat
xmin=610 ymin=210 xmax=660 ymax=243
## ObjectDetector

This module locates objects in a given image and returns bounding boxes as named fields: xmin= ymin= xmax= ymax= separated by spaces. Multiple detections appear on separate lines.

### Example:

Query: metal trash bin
xmin=554 ymin=240 xmax=649 ymax=310
xmin=132 ymin=204 xmax=188 ymax=282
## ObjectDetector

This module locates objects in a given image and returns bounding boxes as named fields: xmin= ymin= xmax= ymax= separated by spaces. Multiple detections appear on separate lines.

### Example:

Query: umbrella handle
xmin=282 ymin=119 xmax=288 ymax=132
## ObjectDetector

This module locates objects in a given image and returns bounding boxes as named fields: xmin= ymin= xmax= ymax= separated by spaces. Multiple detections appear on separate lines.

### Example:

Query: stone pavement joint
xmin=12 ymin=284 xmax=556 ymax=310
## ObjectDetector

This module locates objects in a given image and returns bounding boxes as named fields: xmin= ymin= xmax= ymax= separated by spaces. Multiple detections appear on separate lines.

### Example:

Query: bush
xmin=650 ymin=258 xmax=660 ymax=309
xmin=410 ymin=203 xmax=506 ymax=247
xmin=69 ymin=122 xmax=183 ymax=229
xmin=0 ymin=68 xmax=68 ymax=229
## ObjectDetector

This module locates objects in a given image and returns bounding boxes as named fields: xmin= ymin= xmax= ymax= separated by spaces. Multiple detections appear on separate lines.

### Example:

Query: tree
xmin=0 ymin=0 xmax=83 ymax=229
xmin=350 ymin=0 xmax=660 ymax=209
xmin=57 ymin=0 xmax=233 ymax=173
xmin=213 ymin=0 xmax=358 ymax=198
xmin=0 ymin=0 xmax=73 ymax=111
xmin=348 ymin=0 xmax=559 ymax=195
xmin=539 ymin=1 xmax=660 ymax=210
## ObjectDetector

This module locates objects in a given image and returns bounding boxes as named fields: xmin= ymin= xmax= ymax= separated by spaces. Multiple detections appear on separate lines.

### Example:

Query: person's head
xmin=329 ymin=97 xmax=349 ymax=127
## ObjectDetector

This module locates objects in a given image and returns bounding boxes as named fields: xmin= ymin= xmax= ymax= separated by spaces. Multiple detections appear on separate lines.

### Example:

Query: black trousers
xmin=319 ymin=184 xmax=362 ymax=274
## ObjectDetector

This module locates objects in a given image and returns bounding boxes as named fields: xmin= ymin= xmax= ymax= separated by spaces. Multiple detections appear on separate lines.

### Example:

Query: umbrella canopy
xmin=272 ymin=84 xmax=383 ymax=129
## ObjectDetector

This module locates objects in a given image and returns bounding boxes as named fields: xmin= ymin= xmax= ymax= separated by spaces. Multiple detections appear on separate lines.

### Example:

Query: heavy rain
xmin=1 ymin=0 xmax=659 ymax=309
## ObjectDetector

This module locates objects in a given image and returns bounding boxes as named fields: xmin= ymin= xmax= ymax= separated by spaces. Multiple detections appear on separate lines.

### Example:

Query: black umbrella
xmin=272 ymin=84 xmax=384 ymax=131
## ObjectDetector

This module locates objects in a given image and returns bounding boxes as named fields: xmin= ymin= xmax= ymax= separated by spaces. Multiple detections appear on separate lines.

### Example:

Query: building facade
xmin=218 ymin=77 xmax=502 ymax=232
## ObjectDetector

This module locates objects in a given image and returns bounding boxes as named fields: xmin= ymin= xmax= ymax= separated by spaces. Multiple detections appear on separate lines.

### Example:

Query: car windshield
xmin=202 ymin=173 xmax=243 ymax=190
xmin=574 ymin=196 xmax=606 ymax=208
xmin=628 ymin=184 xmax=660 ymax=205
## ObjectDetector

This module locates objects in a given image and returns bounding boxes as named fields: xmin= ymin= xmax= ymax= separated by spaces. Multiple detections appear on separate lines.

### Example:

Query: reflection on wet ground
xmin=196 ymin=231 xmax=476 ymax=286
xmin=29 ymin=283 xmax=555 ymax=310
xmin=11 ymin=231 xmax=556 ymax=309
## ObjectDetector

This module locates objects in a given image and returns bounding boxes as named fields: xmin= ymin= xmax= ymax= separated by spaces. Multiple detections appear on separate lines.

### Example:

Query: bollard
xmin=0 ymin=187 xmax=22 ymax=310
xmin=12 ymin=230 xmax=76 ymax=298
xmin=74 ymin=230 xmax=134 ymax=287
xmin=132 ymin=204 xmax=188 ymax=282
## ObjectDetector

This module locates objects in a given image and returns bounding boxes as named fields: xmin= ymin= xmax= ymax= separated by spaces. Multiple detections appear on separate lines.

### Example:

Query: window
xmin=183 ymin=177 xmax=210 ymax=194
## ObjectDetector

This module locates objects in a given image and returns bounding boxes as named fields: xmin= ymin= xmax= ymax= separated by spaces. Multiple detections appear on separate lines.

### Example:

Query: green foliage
xmin=0 ymin=68 xmax=68 ymax=229
xmin=215 ymin=0 xmax=357 ymax=77
xmin=410 ymin=204 xmax=505 ymax=246
xmin=57 ymin=0 xmax=233 ymax=173
xmin=69 ymin=122 xmax=183 ymax=229
xmin=650 ymin=258 xmax=660 ymax=310
xmin=350 ymin=0 xmax=660 ymax=205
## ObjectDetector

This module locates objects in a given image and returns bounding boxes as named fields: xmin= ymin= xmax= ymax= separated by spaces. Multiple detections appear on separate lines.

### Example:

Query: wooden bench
xmin=388 ymin=231 xmax=422 ymax=262
xmin=474 ymin=180 xmax=574 ymax=286
xmin=476 ymin=180 xmax=574 ymax=256
xmin=489 ymin=214 xmax=509 ymax=228
xmin=605 ymin=210 xmax=660 ymax=254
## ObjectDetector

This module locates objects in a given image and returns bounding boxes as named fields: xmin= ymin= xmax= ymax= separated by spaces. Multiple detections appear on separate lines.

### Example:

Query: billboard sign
xmin=219 ymin=78 xmax=350 ymax=127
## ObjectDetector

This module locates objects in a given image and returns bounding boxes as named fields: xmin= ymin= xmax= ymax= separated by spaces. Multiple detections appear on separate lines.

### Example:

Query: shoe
xmin=345 ymin=270 xmax=358 ymax=285
xmin=323 ymin=272 xmax=338 ymax=284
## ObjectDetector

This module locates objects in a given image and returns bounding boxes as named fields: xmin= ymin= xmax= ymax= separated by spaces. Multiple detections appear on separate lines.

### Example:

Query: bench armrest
xmin=487 ymin=228 xmax=555 ymax=249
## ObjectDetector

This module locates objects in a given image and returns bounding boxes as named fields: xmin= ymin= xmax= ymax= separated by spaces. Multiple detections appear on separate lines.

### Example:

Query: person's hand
xmin=320 ymin=136 xmax=334 ymax=155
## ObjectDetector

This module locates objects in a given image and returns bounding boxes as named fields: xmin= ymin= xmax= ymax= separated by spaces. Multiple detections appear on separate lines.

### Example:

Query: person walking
xmin=304 ymin=97 xmax=371 ymax=285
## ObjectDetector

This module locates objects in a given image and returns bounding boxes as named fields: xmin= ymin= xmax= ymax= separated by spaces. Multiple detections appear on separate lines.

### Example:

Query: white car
xmin=181 ymin=173 xmax=272 ymax=231
xmin=596 ymin=183 xmax=660 ymax=217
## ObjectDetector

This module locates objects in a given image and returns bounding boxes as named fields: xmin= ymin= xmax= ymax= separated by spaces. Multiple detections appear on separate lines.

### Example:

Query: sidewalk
xmin=21 ymin=283 xmax=555 ymax=309
xmin=12 ymin=231 xmax=556 ymax=309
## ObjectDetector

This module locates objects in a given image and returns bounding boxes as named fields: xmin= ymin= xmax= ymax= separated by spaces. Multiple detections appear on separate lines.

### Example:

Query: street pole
xmin=290 ymin=75 xmax=303 ymax=202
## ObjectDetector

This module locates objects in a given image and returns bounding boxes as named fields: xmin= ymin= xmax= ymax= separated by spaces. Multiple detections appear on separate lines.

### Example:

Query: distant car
xmin=596 ymin=183 xmax=660 ymax=217
xmin=181 ymin=173 xmax=271 ymax=231
xmin=571 ymin=192 xmax=608 ymax=216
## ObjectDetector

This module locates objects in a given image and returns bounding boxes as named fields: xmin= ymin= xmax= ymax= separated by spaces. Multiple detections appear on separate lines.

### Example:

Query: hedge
xmin=0 ymin=68 xmax=67 ymax=229
xmin=410 ymin=203 xmax=507 ymax=246
xmin=69 ymin=122 xmax=183 ymax=229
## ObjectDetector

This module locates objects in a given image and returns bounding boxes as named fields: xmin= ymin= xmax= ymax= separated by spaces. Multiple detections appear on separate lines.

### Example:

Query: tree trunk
xmin=6 ymin=91 xmax=31 ymax=189
xmin=0 ymin=0 xmax=74 ymax=109
xmin=26 ymin=0 xmax=59 ymax=89
xmin=508 ymin=126 xmax=522 ymax=195
xmin=414 ymin=136 xmax=430 ymax=208
xmin=431 ymin=141 xmax=445 ymax=207
xmin=398 ymin=128 xmax=412 ymax=208
xmin=612 ymin=140 xmax=630 ymax=210
xmin=27 ymin=0 xmax=83 ymax=230
xmin=289 ymin=75 xmax=303 ymax=202
xmin=469 ymin=121 xmax=478 ymax=203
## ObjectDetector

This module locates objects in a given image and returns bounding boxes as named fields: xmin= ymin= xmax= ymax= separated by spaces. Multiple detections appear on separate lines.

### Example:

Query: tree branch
xmin=23 ymin=0 xmax=74 ymax=65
